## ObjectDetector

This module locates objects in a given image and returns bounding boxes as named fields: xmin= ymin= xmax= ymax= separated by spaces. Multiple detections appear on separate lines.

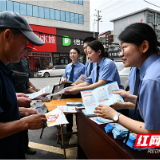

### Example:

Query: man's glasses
xmin=24 ymin=47 xmax=32 ymax=52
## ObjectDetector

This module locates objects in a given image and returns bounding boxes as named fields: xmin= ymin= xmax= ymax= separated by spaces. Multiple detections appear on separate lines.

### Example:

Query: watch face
xmin=113 ymin=115 xmax=118 ymax=121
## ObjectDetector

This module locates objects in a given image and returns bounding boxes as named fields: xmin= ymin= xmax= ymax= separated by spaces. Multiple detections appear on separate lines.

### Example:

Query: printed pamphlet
xmin=72 ymin=74 xmax=87 ymax=86
xmin=57 ymin=106 xmax=77 ymax=113
xmin=26 ymin=85 xmax=50 ymax=99
xmin=45 ymin=108 xmax=68 ymax=127
xmin=80 ymin=81 xmax=124 ymax=115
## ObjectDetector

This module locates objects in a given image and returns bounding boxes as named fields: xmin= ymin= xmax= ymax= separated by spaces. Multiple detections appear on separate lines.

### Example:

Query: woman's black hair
xmin=70 ymin=47 xmax=80 ymax=54
xmin=87 ymin=40 xmax=108 ymax=57
xmin=118 ymin=23 xmax=158 ymax=53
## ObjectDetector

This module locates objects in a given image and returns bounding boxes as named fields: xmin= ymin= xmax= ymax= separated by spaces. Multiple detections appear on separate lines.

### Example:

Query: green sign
xmin=62 ymin=36 xmax=71 ymax=46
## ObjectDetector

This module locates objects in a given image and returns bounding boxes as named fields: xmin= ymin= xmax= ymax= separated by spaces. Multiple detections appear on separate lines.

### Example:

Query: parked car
xmin=114 ymin=61 xmax=131 ymax=91
xmin=37 ymin=65 xmax=66 ymax=78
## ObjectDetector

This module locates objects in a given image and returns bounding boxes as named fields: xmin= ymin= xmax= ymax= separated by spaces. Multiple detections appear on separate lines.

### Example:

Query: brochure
xmin=56 ymin=106 xmax=77 ymax=113
xmin=45 ymin=108 xmax=68 ymax=127
xmin=90 ymin=117 xmax=113 ymax=125
xmin=80 ymin=81 xmax=124 ymax=115
xmin=72 ymin=74 xmax=87 ymax=86
xmin=26 ymin=85 xmax=50 ymax=99
xmin=66 ymin=102 xmax=83 ymax=106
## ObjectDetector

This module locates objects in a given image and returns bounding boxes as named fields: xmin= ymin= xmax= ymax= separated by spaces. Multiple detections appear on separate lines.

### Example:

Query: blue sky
xmin=90 ymin=0 xmax=160 ymax=33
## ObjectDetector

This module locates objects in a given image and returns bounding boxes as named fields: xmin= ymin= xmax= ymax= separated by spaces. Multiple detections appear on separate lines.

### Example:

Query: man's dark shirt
xmin=0 ymin=60 xmax=20 ymax=159
xmin=7 ymin=60 xmax=30 ymax=93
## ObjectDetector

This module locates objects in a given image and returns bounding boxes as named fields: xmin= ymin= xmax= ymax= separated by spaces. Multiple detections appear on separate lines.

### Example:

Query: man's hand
xmin=16 ymin=93 xmax=29 ymax=98
xmin=24 ymin=108 xmax=38 ymax=116
xmin=64 ymin=88 xmax=80 ymax=95
xmin=17 ymin=97 xmax=32 ymax=107
xmin=21 ymin=114 xmax=47 ymax=130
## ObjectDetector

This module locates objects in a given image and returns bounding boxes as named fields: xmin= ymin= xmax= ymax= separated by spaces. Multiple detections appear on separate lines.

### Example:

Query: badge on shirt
xmin=77 ymin=70 xmax=79 ymax=72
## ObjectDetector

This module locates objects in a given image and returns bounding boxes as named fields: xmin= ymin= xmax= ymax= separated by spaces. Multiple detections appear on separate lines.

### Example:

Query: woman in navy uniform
xmin=94 ymin=23 xmax=160 ymax=134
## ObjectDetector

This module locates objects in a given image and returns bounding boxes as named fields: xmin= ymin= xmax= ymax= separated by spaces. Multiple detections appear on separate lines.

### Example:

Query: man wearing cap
xmin=0 ymin=11 xmax=47 ymax=159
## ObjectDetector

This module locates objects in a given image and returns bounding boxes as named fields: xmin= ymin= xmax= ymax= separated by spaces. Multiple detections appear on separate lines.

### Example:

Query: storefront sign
xmin=29 ymin=24 xmax=57 ymax=52
xmin=62 ymin=36 xmax=71 ymax=46
xmin=73 ymin=38 xmax=83 ymax=46
xmin=108 ymin=51 xmax=119 ymax=58
xmin=30 ymin=52 xmax=52 ymax=57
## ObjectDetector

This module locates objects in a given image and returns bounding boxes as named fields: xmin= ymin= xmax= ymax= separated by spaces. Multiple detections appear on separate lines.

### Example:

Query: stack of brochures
xmin=123 ymin=133 xmax=148 ymax=151
xmin=80 ymin=81 xmax=125 ymax=115
xmin=112 ymin=124 xmax=128 ymax=139
xmin=105 ymin=123 xmax=117 ymax=133
xmin=97 ymin=117 xmax=113 ymax=123
xmin=82 ymin=109 xmax=95 ymax=117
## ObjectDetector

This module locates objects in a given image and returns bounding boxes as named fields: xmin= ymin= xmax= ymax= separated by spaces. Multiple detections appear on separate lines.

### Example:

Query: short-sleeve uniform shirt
xmin=86 ymin=57 xmax=124 ymax=89
xmin=84 ymin=59 xmax=96 ymax=77
xmin=0 ymin=60 xmax=20 ymax=159
xmin=129 ymin=53 xmax=160 ymax=130
xmin=63 ymin=61 xmax=85 ymax=82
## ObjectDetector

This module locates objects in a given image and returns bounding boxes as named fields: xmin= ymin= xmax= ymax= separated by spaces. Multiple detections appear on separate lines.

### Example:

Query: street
xmin=26 ymin=76 xmax=77 ymax=159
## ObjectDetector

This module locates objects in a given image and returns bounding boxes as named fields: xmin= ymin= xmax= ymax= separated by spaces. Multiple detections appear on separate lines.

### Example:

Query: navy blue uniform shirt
xmin=0 ymin=60 xmax=20 ymax=159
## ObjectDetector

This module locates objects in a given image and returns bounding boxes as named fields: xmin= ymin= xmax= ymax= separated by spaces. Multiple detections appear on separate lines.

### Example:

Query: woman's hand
xmin=64 ymin=88 xmax=80 ymax=95
xmin=114 ymin=89 xmax=131 ymax=102
xmin=61 ymin=77 xmax=67 ymax=84
xmin=94 ymin=104 xmax=118 ymax=120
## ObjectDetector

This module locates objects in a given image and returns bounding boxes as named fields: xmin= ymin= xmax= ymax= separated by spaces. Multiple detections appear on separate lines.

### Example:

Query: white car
xmin=37 ymin=65 xmax=66 ymax=78
xmin=115 ymin=61 xmax=131 ymax=91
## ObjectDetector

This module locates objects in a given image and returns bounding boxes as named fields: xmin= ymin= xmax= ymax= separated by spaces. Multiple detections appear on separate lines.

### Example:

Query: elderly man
xmin=0 ymin=11 xmax=47 ymax=159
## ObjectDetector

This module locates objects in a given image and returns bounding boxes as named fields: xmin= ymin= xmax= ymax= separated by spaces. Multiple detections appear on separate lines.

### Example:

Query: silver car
xmin=115 ymin=61 xmax=131 ymax=91
xmin=37 ymin=65 xmax=66 ymax=78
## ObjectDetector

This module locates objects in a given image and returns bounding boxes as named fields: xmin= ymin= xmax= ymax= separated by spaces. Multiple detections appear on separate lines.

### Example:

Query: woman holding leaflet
xmin=94 ymin=23 xmax=160 ymax=134
xmin=64 ymin=40 xmax=124 ymax=95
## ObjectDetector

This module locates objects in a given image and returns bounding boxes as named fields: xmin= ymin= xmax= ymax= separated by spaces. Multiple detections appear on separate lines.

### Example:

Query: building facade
xmin=109 ymin=8 xmax=160 ymax=61
xmin=0 ymin=0 xmax=95 ymax=71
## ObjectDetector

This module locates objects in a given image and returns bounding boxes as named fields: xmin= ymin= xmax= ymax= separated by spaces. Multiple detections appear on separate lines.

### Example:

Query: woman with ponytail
xmin=65 ymin=40 xmax=123 ymax=95
xmin=95 ymin=23 xmax=160 ymax=134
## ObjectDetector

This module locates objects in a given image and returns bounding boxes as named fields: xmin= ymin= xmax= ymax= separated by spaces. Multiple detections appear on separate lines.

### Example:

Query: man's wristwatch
xmin=113 ymin=113 xmax=121 ymax=122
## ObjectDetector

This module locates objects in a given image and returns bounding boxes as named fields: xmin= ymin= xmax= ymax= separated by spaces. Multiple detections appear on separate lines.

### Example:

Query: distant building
xmin=0 ymin=0 xmax=98 ymax=71
xmin=109 ymin=8 xmax=160 ymax=61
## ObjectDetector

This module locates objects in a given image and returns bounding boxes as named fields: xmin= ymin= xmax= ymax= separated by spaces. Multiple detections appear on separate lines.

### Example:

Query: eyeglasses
xmin=24 ymin=47 xmax=32 ymax=52
xmin=118 ymin=44 xmax=132 ymax=55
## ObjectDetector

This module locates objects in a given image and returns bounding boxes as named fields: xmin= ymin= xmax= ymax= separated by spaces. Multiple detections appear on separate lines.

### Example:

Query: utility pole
xmin=94 ymin=9 xmax=102 ymax=33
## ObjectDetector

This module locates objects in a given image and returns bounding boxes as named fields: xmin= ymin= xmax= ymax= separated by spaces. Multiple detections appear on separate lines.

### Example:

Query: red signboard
xmin=29 ymin=24 xmax=57 ymax=52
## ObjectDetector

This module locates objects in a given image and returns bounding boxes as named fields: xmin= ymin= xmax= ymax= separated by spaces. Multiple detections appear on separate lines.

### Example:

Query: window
xmin=75 ymin=13 xmax=78 ymax=23
xmin=14 ymin=2 xmax=19 ymax=14
xmin=75 ymin=0 xmax=79 ymax=4
xmin=148 ymin=13 xmax=154 ymax=23
xmin=33 ymin=5 xmax=38 ymax=17
xmin=0 ymin=0 xmax=6 ymax=12
xmin=20 ymin=3 xmax=26 ymax=15
xmin=45 ymin=8 xmax=50 ymax=19
xmin=79 ymin=14 xmax=83 ymax=24
xmin=70 ymin=12 xmax=74 ymax=23
xmin=157 ymin=15 xmax=160 ymax=25
xmin=7 ymin=0 xmax=13 ymax=11
xmin=50 ymin=9 xmax=55 ymax=20
xmin=27 ymin=4 xmax=32 ymax=16
xmin=79 ymin=0 xmax=83 ymax=5
xmin=61 ymin=11 xmax=66 ymax=22
xmin=156 ymin=30 xmax=160 ymax=41
xmin=66 ymin=12 xmax=70 ymax=22
xmin=55 ymin=9 xmax=60 ymax=20
xmin=39 ymin=7 xmax=44 ymax=18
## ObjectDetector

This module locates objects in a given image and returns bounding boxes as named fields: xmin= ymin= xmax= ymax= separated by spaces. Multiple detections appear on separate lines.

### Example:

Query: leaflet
xmin=81 ymin=81 xmax=124 ymax=115
xmin=26 ymin=85 xmax=50 ymax=99
xmin=45 ymin=108 xmax=69 ymax=127
xmin=57 ymin=106 xmax=77 ymax=113
xmin=72 ymin=74 xmax=87 ymax=86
